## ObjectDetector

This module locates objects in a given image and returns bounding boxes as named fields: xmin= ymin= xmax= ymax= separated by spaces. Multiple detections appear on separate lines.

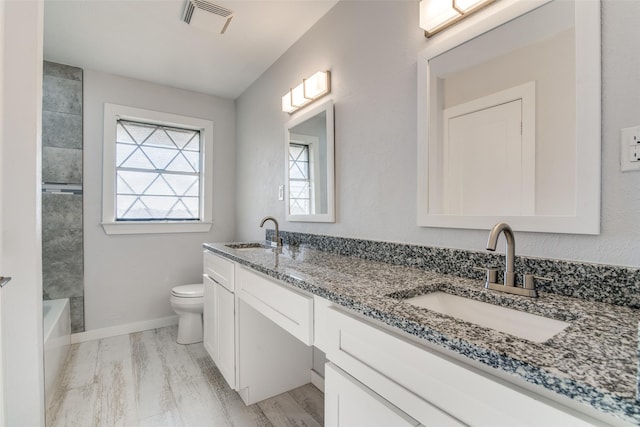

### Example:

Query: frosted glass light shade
xmin=419 ymin=0 xmax=495 ymax=37
xmin=291 ymin=84 xmax=307 ymax=107
xmin=419 ymin=0 xmax=460 ymax=35
xmin=281 ymin=71 xmax=331 ymax=114
xmin=303 ymin=71 xmax=330 ymax=99
xmin=282 ymin=93 xmax=295 ymax=113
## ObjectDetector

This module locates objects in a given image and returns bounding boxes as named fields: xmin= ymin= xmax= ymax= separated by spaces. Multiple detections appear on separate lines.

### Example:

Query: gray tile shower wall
xmin=267 ymin=230 xmax=640 ymax=309
xmin=42 ymin=193 xmax=83 ymax=296
xmin=42 ymin=61 xmax=84 ymax=332
xmin=42 ymin=61 xmax=83 ymax=185
xmin=42 ymin=111 xmax=82 ymax=149
xmin=42 ymin=146 xmax=83 ymax=184
xmin=42 ymin=62 xmax=82 ymax=115
xmin=69 ymin=296 xmax=84 ymax=333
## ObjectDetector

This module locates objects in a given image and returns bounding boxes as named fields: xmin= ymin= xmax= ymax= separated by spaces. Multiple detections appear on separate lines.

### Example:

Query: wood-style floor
xmin=47 ymin=325 xmax=324 ymax=427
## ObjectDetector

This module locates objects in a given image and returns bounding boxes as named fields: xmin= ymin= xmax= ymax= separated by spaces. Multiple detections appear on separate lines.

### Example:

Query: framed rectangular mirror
xmin=285 ymin=99 xmax=335 ymax=222
xmin=417 ymin=0 xmax=600 ymax=234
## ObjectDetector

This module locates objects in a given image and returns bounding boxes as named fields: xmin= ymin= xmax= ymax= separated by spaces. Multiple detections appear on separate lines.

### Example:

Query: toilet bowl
xmin=170 ymin=284 xmax=204 ymax=344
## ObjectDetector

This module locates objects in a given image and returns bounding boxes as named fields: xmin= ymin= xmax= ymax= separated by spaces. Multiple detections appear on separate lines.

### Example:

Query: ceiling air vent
xmin=182 ymin=0 xmax=234 ymax=34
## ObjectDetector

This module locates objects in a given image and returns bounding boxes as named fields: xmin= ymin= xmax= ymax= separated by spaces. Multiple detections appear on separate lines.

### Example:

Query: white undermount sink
xmin=405 ymin=292 xmax=569 ymax=343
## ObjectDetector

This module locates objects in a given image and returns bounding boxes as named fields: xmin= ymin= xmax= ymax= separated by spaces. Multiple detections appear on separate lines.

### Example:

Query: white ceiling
xmin=43 ymin=0 xmax=338 ymax=99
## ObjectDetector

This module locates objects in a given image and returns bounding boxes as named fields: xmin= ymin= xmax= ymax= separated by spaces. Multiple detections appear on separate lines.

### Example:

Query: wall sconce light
xmin=282 ymin=71 xmax=331 ymax=114
xmin=419 ymin=0 xmax=495 ymax=37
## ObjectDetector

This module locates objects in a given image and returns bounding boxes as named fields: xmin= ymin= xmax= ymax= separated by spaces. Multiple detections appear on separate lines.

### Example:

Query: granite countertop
xmin=204 ymin=241 xmax=640 ymax=425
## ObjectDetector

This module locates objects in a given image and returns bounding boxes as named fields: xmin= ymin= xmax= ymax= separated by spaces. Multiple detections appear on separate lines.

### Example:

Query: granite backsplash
xmin=266 ymin=230 xmax=640 ymax=309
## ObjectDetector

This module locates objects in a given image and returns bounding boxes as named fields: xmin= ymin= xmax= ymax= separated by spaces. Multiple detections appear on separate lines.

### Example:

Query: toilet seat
xmin=171 ymin=284 xmax=204 ymax=298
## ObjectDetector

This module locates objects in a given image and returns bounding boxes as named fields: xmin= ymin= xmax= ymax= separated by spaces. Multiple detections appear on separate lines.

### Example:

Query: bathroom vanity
xmin=203 ymin=246 xmax=312 ymax=405
xmin=202 ymin=240 xmax=640 ymax=426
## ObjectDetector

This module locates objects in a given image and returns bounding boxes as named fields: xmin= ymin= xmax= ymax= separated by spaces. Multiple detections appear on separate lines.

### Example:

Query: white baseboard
xmin=71 ymin=315 xmax=179 ymax=344
xmin=310 ymin=369 xmax=324 ymax=392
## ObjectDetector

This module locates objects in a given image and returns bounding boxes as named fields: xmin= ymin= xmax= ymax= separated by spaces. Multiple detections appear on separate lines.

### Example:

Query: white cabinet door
xmin=325 ymin=363 xmax=420 ymax=427
xmin=203 ymin=274 xmax=216 ymax=361
xmin=203 ymin=250 xmax=237 ymax=390
xmin=203 ymin=274 xmax=236 ymax=390
xmin=214 ymin=283 xmax=235 ymax=389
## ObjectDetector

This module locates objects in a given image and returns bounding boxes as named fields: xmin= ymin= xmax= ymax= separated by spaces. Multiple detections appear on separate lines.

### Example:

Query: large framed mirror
xmin=417 ymin=0 xmax=600 ymax=234
xmin=284 ymin=100 xmax=335 ymax=222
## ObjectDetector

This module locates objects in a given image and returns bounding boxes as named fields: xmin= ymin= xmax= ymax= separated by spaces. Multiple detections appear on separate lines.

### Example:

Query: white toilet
xmin=170 ymin=283 xmax=204 ymax=344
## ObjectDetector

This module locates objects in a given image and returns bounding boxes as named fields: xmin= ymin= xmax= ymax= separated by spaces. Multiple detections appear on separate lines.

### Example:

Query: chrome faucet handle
xmin=473 ymin=266 xmax=498 ymax=285
xmin=523 ymin=274 xmax=552 ymax=290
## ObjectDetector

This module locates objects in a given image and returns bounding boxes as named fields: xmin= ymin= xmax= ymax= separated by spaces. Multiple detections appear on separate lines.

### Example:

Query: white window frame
xmin=102 ymin=103 xmax=214 ymax=235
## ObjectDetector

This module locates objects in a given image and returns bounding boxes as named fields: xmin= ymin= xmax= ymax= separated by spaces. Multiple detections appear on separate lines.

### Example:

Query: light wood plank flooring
xmin=47 ymin=325 xmax=324 ymax=427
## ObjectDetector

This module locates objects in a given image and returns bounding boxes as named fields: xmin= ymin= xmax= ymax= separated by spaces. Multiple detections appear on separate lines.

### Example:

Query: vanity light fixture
xmin=419 ymin=0 xmax=495 ymax=37
xmin=281 ymin=71 xmax=331 ymax=114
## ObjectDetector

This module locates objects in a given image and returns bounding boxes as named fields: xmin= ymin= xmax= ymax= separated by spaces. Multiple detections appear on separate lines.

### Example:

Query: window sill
xmin=101 ymin=221 xmax=213 ymax=235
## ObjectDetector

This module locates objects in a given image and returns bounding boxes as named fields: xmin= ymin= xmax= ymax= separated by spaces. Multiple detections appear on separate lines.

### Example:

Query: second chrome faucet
xmin=260 ymin=216 xmax=283 ymax=247
xmin=484 ymin=222 xmax=541 ymax=298
xmin=486 ymin=222 xmax=516 ymax=287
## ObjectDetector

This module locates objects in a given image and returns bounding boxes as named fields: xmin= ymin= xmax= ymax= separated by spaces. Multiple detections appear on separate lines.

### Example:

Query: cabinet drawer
xmin=326 ymin=307 xmax=599 ymax=427
xmin=325 ymin=363 xmax=420 ymax=427
xmin=237 ymin=266 xmax=313 ymax=345
xmin=204 ymin=250 xmax=234 ymax=292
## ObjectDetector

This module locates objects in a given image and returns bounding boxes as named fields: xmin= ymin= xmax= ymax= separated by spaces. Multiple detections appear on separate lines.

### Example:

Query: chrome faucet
xmin=483 ymin=222 xmax=538 ymax=297
xmin=486 ymin=222 xmax=516 ymax=287
xmin=260 ymin=216 xmax=282 ymax=247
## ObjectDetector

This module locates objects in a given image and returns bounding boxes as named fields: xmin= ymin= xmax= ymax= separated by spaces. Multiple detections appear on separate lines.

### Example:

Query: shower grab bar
xmin=0 ymin=276 xmax=12 ymax=288
xmin=42 ymin=183 xmax=83 ymax=195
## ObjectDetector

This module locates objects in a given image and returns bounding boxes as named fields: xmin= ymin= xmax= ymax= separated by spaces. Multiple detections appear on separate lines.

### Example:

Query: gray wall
xmin=83 ymin=70 xmax=235 ymax=331
xmin=42 ymin=61 xmax=84 ymax=332
xmin=235 ymin=0 xmax=640 ymax=268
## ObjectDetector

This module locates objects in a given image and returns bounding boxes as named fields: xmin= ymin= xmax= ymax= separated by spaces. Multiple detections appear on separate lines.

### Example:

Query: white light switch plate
xmin=278 ymin=185 xmax=284 ymax=201
xmin=621 ymin=126 xmax=640 ymax=172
